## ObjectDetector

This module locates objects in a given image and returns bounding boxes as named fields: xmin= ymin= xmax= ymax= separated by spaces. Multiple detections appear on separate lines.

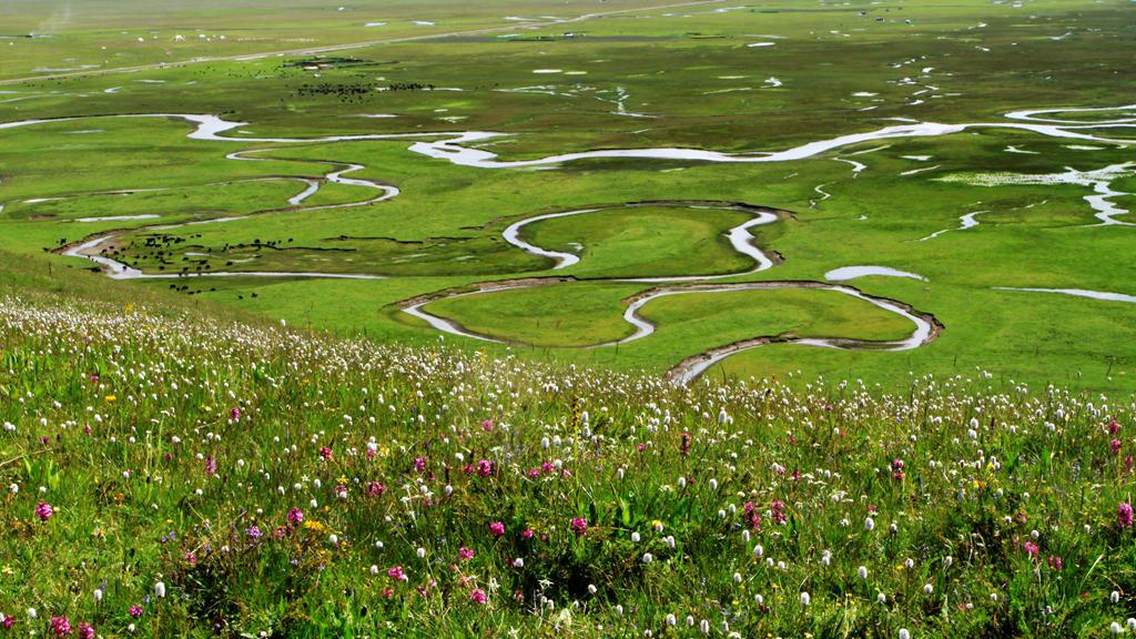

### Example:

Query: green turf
xmin=422 ymin=282 xmax=643 ymax=346
xmin=523 ymin=205 xmax=757 ymax=278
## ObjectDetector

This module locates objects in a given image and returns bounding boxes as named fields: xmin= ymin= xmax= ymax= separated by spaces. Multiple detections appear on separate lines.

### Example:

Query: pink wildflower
xmin=891 ymin=458 xmax=906 ymax=481
xmin=469 ymin=588 xmax=487 ymax=604
xmin=570 ymin=517 xmax=588 ymax=536
xmin=743 ymin=501 xmax=762 ymax=530
xmin=477 ymin=459 xmax=494 ymax=478
xmin=287 ymin=508 xmax=304 ymax=526
xmin=388 ymin=565 xmax=407 ymax=581
xmin=1119 ymin=502 xmax=1134 ymax=528
xmin=771 ymin=500 xmax=788 ymax=525
xmin=35 ymin=501 xmax=54 ymax=522
xmin=488 ymin=521 xmax=505 ymax=537
xmin=49 ymin=616 xmax=70 ymax=637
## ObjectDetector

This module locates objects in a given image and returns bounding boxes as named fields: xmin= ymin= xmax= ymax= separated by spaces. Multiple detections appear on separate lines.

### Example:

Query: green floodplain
xmin=2 ymin=0 xmax=1134 ymax=391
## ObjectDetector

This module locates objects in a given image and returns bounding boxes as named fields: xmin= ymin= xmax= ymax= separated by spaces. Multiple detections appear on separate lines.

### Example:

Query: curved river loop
xmin=3 ymin=104 xmax=1134 ymax=382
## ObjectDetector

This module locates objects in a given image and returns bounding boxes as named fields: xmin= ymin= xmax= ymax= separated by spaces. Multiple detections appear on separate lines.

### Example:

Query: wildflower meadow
xmin=1 ymin=295 xmax=1135 ymax=637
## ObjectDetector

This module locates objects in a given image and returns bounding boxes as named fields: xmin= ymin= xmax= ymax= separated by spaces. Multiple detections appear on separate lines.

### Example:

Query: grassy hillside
xmin=2 ymin=256 xmax=1136 ymax=637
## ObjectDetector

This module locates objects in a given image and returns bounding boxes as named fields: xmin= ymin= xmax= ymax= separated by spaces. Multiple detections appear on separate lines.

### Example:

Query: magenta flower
xmin=891 ymin=458 xmax=906 ymax=481
xmin=34 ymin=501 xmax=53 ymax=522
xmin=413 ymin=456 xmax=427 ymax=472
xmin=388 ymin=565 xmax=407 ymax=581
xmin=1111 ymin=439 xmax=1122 ymax=455
xmin=481 ymin=419 xmax=494 ymax=432
xmin=1 ymin=614 xmax=12 ymax=629
xmin=1110 ymin=419 xmax=1122 ymax=435
xmin=458 ymin=546 xmax=474 ymax=561
xmin=570 ymin=517 xmax=588 ymax=536
xmin=49 ymin=616 xmax=70 ymax=637
xmin=488 ymin=521 xmax=505 ymax=537
xmin=287 ymin=508 xmax=304 ymax=526
xmin=319 ymin=446 xmax=333 ymax=461
xmin=743 ymin=501 xmax=762 ymax=530
xmin=469 ymin=588 xmax=487 ymax=604
xmin=246 ymin=525 xmax=263 ymax=540
xmin=1023 ymin=541 xmax=1039 ymax=558
xmin=1047 ymin=555 xmax=1063 ymax=571
xmin=77 ymin=622 xmax=94 ymax=639
xmin=128 ymin=604 xmax=143 ymax=618
xmin=477 ymin=459 xmax=494 ymax=478
xmin=521 ymin=528 xmax=534 ymax=540
xmin=204 ymin=455 xmax=217 ymax=477
xmin=366 ymin=481 xmax=386 ymax=497
xmin=1119 ymin=502 xmax=1134 ymax=528
xmin=229 ymin=407 xmax=241 ymax=422
xmin=771 ymin=500 xmax=788 ymax=525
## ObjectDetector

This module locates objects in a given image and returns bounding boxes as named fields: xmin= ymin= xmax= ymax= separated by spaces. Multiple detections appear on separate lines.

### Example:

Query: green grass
xmin=422 ymin=282 xmax=643 ymax=346
xmin=523 ymin=205 xmax=756 ymax=278
xmin=3 ymin=276 xmax=1136 ymax=637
